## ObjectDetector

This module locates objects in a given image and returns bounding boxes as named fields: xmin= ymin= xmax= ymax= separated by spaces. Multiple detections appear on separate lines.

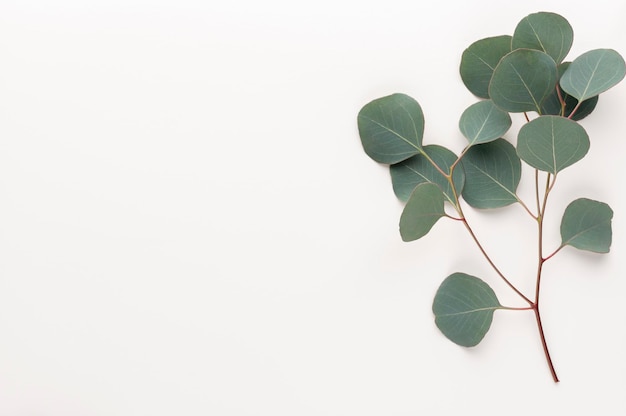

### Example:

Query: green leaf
xmin=560 ymin=49 xmax=626 ymax=102
xmin=357 ymin=93 xmax=424 ymax=164
xmin=460 ymin=35 xmax=513 ymax=99
xmin=432 ymin=273 xmax=501 ymax=347
xmin=560 ymin=198 xmax=613 ymax=253
xmin=390 ymin=145 xmax=465 ymax=205
xmin=399 ymin=183 xmax=445 ymax=242
xmin=459 ymin=100 xmax=512 ymax=146
xmin=461 ymin=139 xmax=521 ymax=209
xmin=517 ymin=115 xmax=589 ymax=174
xmin=512 ymin=12 xmax=573 ymax=64
xmin=541 ymin=62 xmax=599 ymax=120
xmin=489 ymin=49 xmax=558 ymax=113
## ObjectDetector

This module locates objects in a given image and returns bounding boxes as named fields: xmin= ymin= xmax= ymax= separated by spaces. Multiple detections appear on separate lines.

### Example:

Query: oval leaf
xmin=512 ymin=12 xmax=573 ymax=64
xmin=460 ymin=35 xmax=512 ymax=99
xmin=517 ymin=115 xmax=589 ymax=174
xmin=432 ymin=273 xmax=501 ymax=347
xmin=390 ymin=145 xmax=465 ymax=205
xmin=560 ymin=49 xmax=626 ymax=102
xmin=461 ymin=139 xmax=521 ymax=209
xmin=357 ymin=93 xmax=424 ymax=164
xmin=489 ymin=49 xmax=557 ymax=113
xmin=459 ymin=100 xmax=512 ymax=146
xmin=560 ymin=198 xmax=613 ymax=253
xmin=399 ymin=183 xmax=445 ymax=242
xmin=541 ymin=62 xmax=599 ymax=120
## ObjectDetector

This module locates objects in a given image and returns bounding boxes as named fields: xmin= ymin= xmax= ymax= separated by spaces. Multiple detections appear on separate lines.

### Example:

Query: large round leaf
xmin=560 ymin=49 xmax=626 ymax=102
xmin=459 ymin=100 xmax=512 ymax=146
xmin=432 ymin=273 xmax=501 ymax=347
xmin=489 ymin=49 xmax=557 ymax=113
xmin=560 ymin=198 xmax=613 ymax=253
xmin=399 ymin=183 xmax=445 ymax=242
xmin=461 ymin=139 xmax=521 ymax=209
xmin=390 ymin=145 xmax=465 ymax=205
xmin=460 ymin=35 xmax=512 ymax=99
xmin=357 ymin=93 xmax=424 ymax=164
xmin=512 ymin=12 xmax=573 ymax=64
xmin=517 ymin=115 xmax=589 ymax=174
xmin=541 ymin=62 xmax=599 ymax=120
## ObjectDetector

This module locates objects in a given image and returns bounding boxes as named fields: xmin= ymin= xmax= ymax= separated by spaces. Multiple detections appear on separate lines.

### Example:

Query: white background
xmin=1 ymin=0 xmax=625 ymax=414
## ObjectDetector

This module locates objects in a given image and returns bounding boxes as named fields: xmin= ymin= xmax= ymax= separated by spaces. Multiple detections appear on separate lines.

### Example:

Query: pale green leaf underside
xmin=390 ymin=145 xmax=465 ymax=205
xmin=560 ymin=49 xmax=626 ymax=102
xmin=357 ymin=93 xmax=424 ymax=164
xmin=460 ymin=35 xmax=512 ymax=99
xmin=399 ymin=183 xmax=445 ymax=242
xmin=432 ymin=273 xmax=501 ymax=347
xmin=517 ymin=115 xmax=589 ymax=174
xmin=512 ymin=12 xmax=573 ymax=64
xmin=489 ymin=49 xmax=557 ymax=113
xmin=561 ymin=198 xmax=613 ymax=253
xmin=461 ymin=139 xmax=521 ymax=209
xmin=541 ymin=62 xmax=599 ymax=120
xmin=459 ymin=100 xmax=512 ymax=146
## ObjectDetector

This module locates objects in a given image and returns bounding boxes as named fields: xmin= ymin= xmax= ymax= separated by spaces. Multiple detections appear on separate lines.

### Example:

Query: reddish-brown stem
xmin=533 ymin=305 xmax=559 ymax=382
xmin=533 ymin=171 xmax=560 ymax=382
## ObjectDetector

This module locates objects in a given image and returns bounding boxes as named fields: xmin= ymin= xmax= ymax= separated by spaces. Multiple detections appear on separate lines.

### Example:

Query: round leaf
xmin=357 ymin=93 xmax=424 ymax=164
xmin=541 ymin=63 xmax=599 ymax=120
xmin=517 ymin=115 xmax=589 ymax=174
xmin=390 ymin=145 xmax=465 ymax=205
xmin=489 ymin=49 xmax=557 ymax=113
xmin=461 ymin=139 xmax=521 ymax=209
xmin=459 ymin=100 xmax=512 ymax=146
xmin=560 ymin=198 xmax=613 ymax=253
xmin=460 ymin=35 xmax=512 ymax=99
xmin=399 ymin=183 xmax=445 ymax=242
xmin=432 ymin=273 xmax=501 ymax=347
xmin=512 ymin=12 xmax=573 ymax=64
xmin=560 ymin=49 xmax=626 ymax=102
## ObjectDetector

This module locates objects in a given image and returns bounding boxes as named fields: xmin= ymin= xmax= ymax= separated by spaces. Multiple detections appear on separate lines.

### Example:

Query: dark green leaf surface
xmin=459 ymin=100 xmax=512 ymax=146
xmin=561 ymin=198 xmax=613 ymax=253
xmin=460 ymin=35 xmax=512 ymax=99
xmin=432 ymin=273 xmax=501 ymax=347
xmin=512 ymin=12 xmax=573 ymax=64
xmin=560 ymin=49 xmax=626 ymax=101
xmin=541 ymin=62 xmax=599 ymax=120
xmin=399 ymin=183 xmax=445 ymax=242
xmin=489 ymin=49 xmax=558 ymax=113
xmin=357 ymin=93 xmax=424 ymax=164
xmin=390 ymin=145 xmax=465 ymax=205
xmin=461 ymin=139 xmax=521 ymax=209
xmin=517 ymin=115 xmax=589 ymax=174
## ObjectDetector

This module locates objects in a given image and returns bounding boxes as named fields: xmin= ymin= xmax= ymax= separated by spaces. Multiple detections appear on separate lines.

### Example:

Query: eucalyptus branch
xmin=356 ymin=11 xmax=622 ymax=382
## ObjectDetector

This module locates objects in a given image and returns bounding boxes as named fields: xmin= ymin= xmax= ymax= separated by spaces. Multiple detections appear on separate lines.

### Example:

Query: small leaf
xmin=512 ymin=12 xmax=573 ymax=64
xmin=460 ymin=35 xmax=512 ymax=99
xmin=560 ymin=198 xmax=613 ymax=253
xmin=461 ymin=139 xmax=521 ymax=209
xmin=399 ymin=183 xmax=445 ymax=242
xmin=459 ymin=100 xmax=512 ymax=146
xmin=541 ymin=62 xmax=599 ymax=120
xmin=357 ymin=93 xmax=424 ymax=164
xmin=390 ymin=145 xmax=465 ymax=204
xmin=432 ymin=273 xmax=501 ymax=347
xmin=560 ymin=49 xmax=626 ymax=102
xmin=517 ymin=116 xmax=589 ymax=174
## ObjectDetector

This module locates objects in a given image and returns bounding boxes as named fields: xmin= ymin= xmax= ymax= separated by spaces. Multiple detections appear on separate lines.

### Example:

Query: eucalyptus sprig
xmin=356 ymin=11 xmax=625 ymax=382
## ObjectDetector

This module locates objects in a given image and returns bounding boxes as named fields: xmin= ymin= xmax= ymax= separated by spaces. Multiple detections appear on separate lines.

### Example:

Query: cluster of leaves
xmin=356 ymin=12 xmax=625 ymax=381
